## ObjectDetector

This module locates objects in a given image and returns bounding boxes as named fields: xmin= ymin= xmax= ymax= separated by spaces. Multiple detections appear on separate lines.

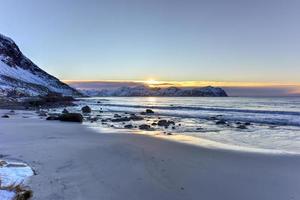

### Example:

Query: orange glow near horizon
xmin=63 ymin=79 xmax=300 ymax=88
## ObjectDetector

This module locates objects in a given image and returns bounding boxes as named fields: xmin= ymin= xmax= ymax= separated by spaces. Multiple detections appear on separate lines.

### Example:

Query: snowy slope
xmin=0 ymin=33 xmax=81 ymax=97
xmin=81 ymin=85 xmax=228 ymax=97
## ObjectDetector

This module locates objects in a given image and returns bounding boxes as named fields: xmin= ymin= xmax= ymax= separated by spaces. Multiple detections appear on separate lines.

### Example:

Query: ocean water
xmin=72 ymin=97 xmax=300 ymax=154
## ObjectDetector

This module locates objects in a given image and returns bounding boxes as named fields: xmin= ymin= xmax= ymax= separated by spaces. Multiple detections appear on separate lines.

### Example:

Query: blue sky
xmin=0 ymin=0 xmax=299 ymax=95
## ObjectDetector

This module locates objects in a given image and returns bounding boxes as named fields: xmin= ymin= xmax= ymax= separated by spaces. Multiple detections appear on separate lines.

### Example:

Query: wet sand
xmin=0 ymin=111 xmax=300 ymax=200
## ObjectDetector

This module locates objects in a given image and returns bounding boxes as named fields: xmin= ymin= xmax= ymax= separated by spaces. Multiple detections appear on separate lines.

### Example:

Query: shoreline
xmin=1 ymin=110 xmax=300 ymax=199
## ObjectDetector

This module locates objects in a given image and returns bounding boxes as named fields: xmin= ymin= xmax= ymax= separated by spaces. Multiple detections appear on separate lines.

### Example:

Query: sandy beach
xmin=0 ymin=111 xmax=300 ymax=200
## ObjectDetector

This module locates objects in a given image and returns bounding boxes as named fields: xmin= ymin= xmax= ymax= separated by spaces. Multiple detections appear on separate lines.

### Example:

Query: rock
xmin=114 ymin=114 xmax=121 ymax=118
xmin=157 ymin=120 xmax=175 ymax=127
xmin=139 ymin=124 xmax=151 ymax=130
xmin=1 ymin=114 xmax=9 ymax=118
xmin=111 ymin=117 xmax=130 ymax=122
xmin=151 ymin=122 xmax=157 ymax=126
xmin=244 ymin=122 xmax=251 ymax=126
xmin=124 ymin=124 xmax=134 ymax=129
xmin=216 ymin=120 xmax=226 ymax=125
xmin=81 ymin=106 xmax=91 ymax=113
xmin=167 ymin=132 xmax=173 ymax=135
xmin=0 ymin=160 xmax=8 ymax=166
xmin=237 ymin=124 xmax=247 ymax=129
xmin=146 ymin=109 xmax=154 ymax=114
xmin=129 ymin=114 xmax=144 ymax=121
xmin=46 ymin=116 xmax=59 ymax=120
xmin=62 ymin=109 xmax=69 ymax=114
xmin=58 ymin=113 xmax=83 ymax=123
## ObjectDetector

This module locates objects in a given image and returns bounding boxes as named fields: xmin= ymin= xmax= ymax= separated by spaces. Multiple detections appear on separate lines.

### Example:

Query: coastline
xmin=1 ymin=110 xmax=300 ymax=200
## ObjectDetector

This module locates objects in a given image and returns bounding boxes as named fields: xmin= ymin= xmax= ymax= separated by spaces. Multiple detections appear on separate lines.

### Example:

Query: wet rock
xmin=81 ymin=106 xmax=91 ymax=113
xmin=146 ymin=109 xmax=154 ymax=114
xmin=46 ymin=116 xmax=59 ymax=120
xmin=111 ymin=117 xmax=130 ymax=122
xmin=62 ymin=109 xmax=69 ymax=114
xmin=216 ymin=120 xmax=226 ymax=125
xmin=237 ymin=124 xmax=247 ymax=129
xmin=210 ymin=116 xmax=218 ymax=120
xmin=1 ymin=114 xmax=9 ymax=118
xmin=114 ymin=114 xmax=122 ymax=118
xmin=151 ymin=122 xmax=158 ymax=126
xmin=129 ymin=114 xmax=144 ymax=121
xmin=0 ymin=160 xmax=8 ymax=166
xmin=244 ymin=122 xmax=251 ymax=126
xmin=139 ymin=124 xmax=151 ymax=130
xmin=196 ymin=127 xmax=202 ymax=130
xmin=157 ymin=120 xmax=175 ymax=127
xmin=124 ymin=124 xmax=134 ymax=129
xmin=58 ymin=113 xmax=83 ymax=123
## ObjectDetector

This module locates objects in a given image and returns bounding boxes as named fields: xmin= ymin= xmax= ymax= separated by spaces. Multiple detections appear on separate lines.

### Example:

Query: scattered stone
xmin=216 ymin=120 xmax=226 ymax=125
xmin=111 ymin=117 xmax=130 ymax=122
xmin=81 ymin=106 xmax=91 ymax=113
xmin=139 ymin=124 xmax=151 ymax=130
xmin=129 ymin=115 xmax=144 ymax=121
xmin=1 ymin=114 xmax=9 ymax=118
xmin=151 ymin=122 xmax=157 ymax=126
xmin=237 ymin=124 xmax=247 ymax=129
xmin=62 ymin=109 xmax=69 ymax=114
xmin=114 ymin=114 xmax=122 ymax=118
xmin=157 ymin=120 xmax=175 ymax=127
xmin=124 ymin=124 xmax=134 ymax=129
xmin=58 ymin=113 xmax=83 ymax=123
xmin=0 ymin=160 xmax=8 ymax=166
xmin=146 ymin=109 xmax=154 ymax=114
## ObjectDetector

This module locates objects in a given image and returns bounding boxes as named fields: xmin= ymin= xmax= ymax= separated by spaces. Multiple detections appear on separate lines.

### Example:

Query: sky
xmin=0 ymin=0 xmax=299 ymax=96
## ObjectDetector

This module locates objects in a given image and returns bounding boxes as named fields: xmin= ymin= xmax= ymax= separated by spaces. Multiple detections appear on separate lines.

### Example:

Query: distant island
xmin=81 ymin=85 xmax=228 ymax=97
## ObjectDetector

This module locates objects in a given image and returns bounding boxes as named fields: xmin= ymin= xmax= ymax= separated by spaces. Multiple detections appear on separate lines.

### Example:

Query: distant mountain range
xmin=0 ymin=33 xmax=81 ymax=97
xmin=81 ymin=85 xmax=228 ymax=97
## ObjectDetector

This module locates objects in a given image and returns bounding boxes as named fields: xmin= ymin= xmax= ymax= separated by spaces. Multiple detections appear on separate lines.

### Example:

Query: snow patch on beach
xmin=0 ymin=160 xmax=34 ymax=200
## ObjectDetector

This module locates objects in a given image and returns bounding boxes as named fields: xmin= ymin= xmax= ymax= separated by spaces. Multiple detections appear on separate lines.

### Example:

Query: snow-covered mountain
xmin=0 ymin=33 xmax=81 ymax=97
xmin=81 ymin=85 xmax=228 ymax=97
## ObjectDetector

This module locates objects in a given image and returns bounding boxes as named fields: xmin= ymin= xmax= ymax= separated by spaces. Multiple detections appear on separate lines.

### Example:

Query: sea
xmin=64 ymin=97 xmax=300 ymax=154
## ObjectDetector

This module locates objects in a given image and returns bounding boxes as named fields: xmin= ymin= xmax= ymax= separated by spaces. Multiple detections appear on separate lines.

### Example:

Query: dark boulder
xmin=216 ymin=120 xmax=226 ymax=125
xmin=111 ymin=117 xmax=131 ymax=122
xmin=124 ymin=124 xmax=134 ymax=129
xmin=157 ymin=120 xmax=175 ymax=127
xmin=146 ymin=109 xmax=154 ymax=114
xmin=81 ymin=106 xmax=91 ymax=113
xmin=58 ymin=113 xmax=83 ymax=123
xmin=237 ymin=124 xmax=247 ymax=129
xmin=1 ymin=115 xmax=9 ymax=118
xmin=129 ymin=114 xmax=144 ymax=121
xmin=139 ymin=124 xmax=151 ymax=130
xmin=62 ymin=109 xmax=69 ymax=114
